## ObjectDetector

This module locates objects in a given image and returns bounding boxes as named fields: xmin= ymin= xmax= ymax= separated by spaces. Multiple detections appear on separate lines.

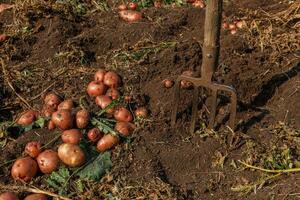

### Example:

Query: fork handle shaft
xmin=200 ymin=0 xmax=222 ymax=81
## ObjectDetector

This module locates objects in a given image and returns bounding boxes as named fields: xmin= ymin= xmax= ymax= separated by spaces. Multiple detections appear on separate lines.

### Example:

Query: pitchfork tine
xmin=171 ymin=79 xmax=180 ymax=127
xmin=190 ymin=87 xmax=199 ymax=133
xmin=208 ymin=89 xmax=217 ymax=129
xmin=229 ymin=90 xmax=237 ymax=129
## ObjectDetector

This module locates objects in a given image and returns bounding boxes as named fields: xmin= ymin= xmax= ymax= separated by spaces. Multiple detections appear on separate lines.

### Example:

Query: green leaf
xmin=91 ymin=118 xmax=118 ymax=136
xmin=77 ymin=151 xmax=112 ymax=181
xmin=96 ymin=98 xmax=122 ymax=117
xmin=75 ymin=179 xmax=84 ymax=193
xmin=24 ymin=124 xmax=34 ymax=132
xmin=34 ymin=117 xmax=46 ymax=128
xmin=46 ymin=167 xmax=71 ymax=195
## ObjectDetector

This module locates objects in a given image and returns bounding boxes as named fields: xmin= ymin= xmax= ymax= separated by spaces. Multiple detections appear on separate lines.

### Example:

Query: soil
xmin=0 ymin=0 xmax=299 ymax=199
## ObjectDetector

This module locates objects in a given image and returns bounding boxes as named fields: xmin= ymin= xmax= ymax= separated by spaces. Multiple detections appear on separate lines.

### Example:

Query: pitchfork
xmin=171 ymin=0 xmax=237 ymax=133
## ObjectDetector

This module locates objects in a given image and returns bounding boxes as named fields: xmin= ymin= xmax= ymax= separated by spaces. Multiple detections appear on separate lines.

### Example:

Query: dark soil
xmin=0 ymin=0 xmax=299 ymax=199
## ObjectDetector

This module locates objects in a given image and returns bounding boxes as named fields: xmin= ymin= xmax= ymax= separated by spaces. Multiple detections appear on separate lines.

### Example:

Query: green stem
xmin=91 ymin=118 xmax=119 ymax=137
xmin=78 ymin=96 xmax=88 ymax=110
xmin=239 ymin=160 xmax=300 ymax=173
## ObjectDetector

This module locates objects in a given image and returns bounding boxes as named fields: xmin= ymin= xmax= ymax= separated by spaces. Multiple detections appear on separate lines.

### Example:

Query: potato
xmin=11 ymin=157 xmax=38 ymax=182
xmin=106 ymin=88 xmax=120 ymax=100
xmin=44 ymin=92 xmax=61 ymax=109
xmin=17 ymin=110 xmax=37 ymax=126
xmin=25 ymin=141 xmax=42 ymax=158
xmin=103 ymin=71 xmax=122 ymax=88
xmin=57 ymin=99 xmax=74 ymax=111
xmin=24 ymin=194 xmax=47 ymax=200
xmin=115 ymin=122 xmax=135 ymax=136
xmin=58 ymin=143 xmax=85 ymax=167
xmin=61 ymin=129 xmax=83 ymax=144
xmin=87 ymin=81 xmax=107 ymax=97
xmin=0 ymin=192 xmax=19 ymax=200
xmin=76 ymin=109 xmax=89 ymax=129
xmin=95 ymin=95 xmax=114 ymax=114
xmin=97 ymin=134 xmax=119 ymax=152
xmin=180 ymin=70 xmax=194 ymax=89
xmin=114 ymin=107 xmax=133 ymax=122
xmin=36 ymin=150 xmax=60 ymax=174
xmin=51 ymin=109 xmax=73 ymax=130
xmin=87 ymin=128 xmax=103 ymax=142
xmin=134 ymin=107 xmax=148 ymax=118
xmin=94 ymin=69 xmax=106 ymax=82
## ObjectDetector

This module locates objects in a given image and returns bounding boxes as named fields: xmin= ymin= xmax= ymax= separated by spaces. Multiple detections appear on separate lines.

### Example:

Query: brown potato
xmin=44 ymin=92 xmax=61 ymax=109
xmin=97 ymin=134 xmax=119 ymax=152
xmin=17 ymin=110 xmax=37 ymax=126
xmin=51 ymin=109 xmax=73 ymax=130
xmin=106 ymin=88 xmax=120 ymax=100
xmin=180 ymin=70 xmax=195 ymax=89
xmin=103 ymin=71 xmax=122 ymax=88
xmin=61 ymin=129 xmax=83 ymax=145
xmin=41 ymin=105 xmax=56 ymax=118
xmin=94 ymin=69 xmax=107 ymax=82
xmin=119 ymin=10 xmax=142 ymax=23
xmin=87 ymin=81 xmax=107 ymax=97
xmin=25 ymin=141 xmax=42 ymax=158
xmin=11 ymin=157 xmax=38 ymax=182
xmin=76 ymin=109 xmax=89 ymax=129
xmin=114 ymin=107 xmax=133 ymax=122
xmin=0 ymin=192 xmax=19 ymax=200
xmin=134 ymin=107 xmax=148 ymax=118
xmin=47 ymin=120 xmax=56 ymax=130
xmin=115 ymin=122 xmax=135 ymax=136
xmin=57 ymin=99 xmax=74 ymax=111
xmin=95 ymin=95 xmax=114 ymax=114
xmin=36 ymin=150 xmax=60 ymax=174
xmin=58 ymin=143 xmax=85 ymax=167
xmin=87 ymin=128 xmax=103 ymax=142
xmin=24 ymin=194 xmax=47 ymax=200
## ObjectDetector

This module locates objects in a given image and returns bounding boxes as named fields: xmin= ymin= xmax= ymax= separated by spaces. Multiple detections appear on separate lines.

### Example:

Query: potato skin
xmin=87 ymin=128 xmax=103 ymax=142
xmin=61 ymin=129 xmax=83 ymax=144
xmin=76 ymin=109 xmax=89 ymax=129
xmin=180 ymin=70 xmax=194 ymax=89
xmin=25 ymin=141 xmax=42 ymax=158
xmin=58 ymin=143 xmax=85 ymax=167
xmin=11 ymin=157 xmax=38 ymax=182
xmin=51 ymin=110 xmax=73 ymax=130
xmin=134 ymin=107 xmax=148 ymax=118
xmin=36 ymin=150 xmax=60 ymax=174
xmin=106 ymin=88 xmax=120 ymax=100
xmin=97 ymin=134 xmax=119 ymax=152
xmin=0 ymin=192 xmax=19 ymax=200
xmin=57 ymin=99 xmax=74 ymax=111
xmin=87 ymin=81 xmax=107 ymax=97
xmin=119 ymin=10 xmax=142 ymax=23
xmin=24 ymin=194 xmax=47 ymax=200
xmin=94 ymin=69 xmax=106 ymax=82
xmin=44 ymin=93 xmax=61 ymax=109
xmin=114 ymin=107 xmax=133 ymax=122
xmin=17 ymin=110 xmax=37 ymax=126
xmin=115 ymin=122 xmax=135 ymax=136
xmin=103 ymin=71 xmax=122 ymax=88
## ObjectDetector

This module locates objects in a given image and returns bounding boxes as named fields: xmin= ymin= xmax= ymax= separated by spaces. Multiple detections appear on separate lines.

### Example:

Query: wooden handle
xmin=200 ymin=0 xmax=222 ymax=81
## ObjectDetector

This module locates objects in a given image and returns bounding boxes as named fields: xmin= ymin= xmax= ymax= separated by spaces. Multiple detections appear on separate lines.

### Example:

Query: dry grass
xmin=241 ymin=1 xmax=300 ymax=68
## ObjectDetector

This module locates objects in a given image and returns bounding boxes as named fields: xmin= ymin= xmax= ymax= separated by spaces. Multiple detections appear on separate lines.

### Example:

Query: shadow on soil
xmin=252 ymin=62 xmax=300 ymax=107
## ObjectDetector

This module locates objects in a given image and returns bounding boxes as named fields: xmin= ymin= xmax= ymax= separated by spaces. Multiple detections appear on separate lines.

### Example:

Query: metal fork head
xmin=171 ymin=75 xmax=237 ymax=134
